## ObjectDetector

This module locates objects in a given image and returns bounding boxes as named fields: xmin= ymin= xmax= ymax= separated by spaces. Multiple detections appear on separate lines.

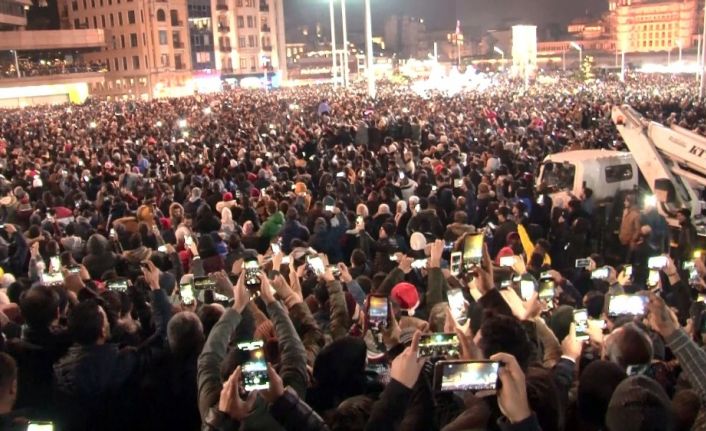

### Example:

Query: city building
xmin=384 ymin=15 xmax=426 ymax=59
xmin=0 ymin=0 xmax=31 ymax=29
xmin=538 ymin=0 xmax=704 ymax=58
xmin=212 ymin=0 xmax=287 ymax=82
xmin=1 ymin=0 xmax=106 ymax=107
xmin=188 ymin=0 xmax=215 ymax=71
xmin=57 ymin=0 xmax=194 ymax=99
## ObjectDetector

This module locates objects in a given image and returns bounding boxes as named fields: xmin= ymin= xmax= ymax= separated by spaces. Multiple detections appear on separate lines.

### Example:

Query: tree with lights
xmin=580 ymin=55 xmax=595 ymax=82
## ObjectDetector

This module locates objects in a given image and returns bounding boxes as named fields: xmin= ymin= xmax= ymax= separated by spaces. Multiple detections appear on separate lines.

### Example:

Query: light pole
xmin=11 ymin=49 xmax=20 ymax=78
xmin=562 ymin=49 xmax=566 ymax=71
xmin=364 ymin=0 xmax=375 ymax=98
xmin=570 ymin=41 xmax=582 ymax=66
xmin=340 ymin=0 xmax=349 ymax=87
xmin=329 ymin=0 xmax=338 ymax=86
xmin=620 ymin=50 xmax=625 ymax=82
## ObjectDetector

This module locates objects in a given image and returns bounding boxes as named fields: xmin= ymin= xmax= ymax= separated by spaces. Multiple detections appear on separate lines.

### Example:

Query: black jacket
xmin=52 ymin=289 xmax=171 ymax=431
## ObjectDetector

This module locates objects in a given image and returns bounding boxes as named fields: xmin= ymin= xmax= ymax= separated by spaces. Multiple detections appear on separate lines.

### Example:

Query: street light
xmin=329 ymin=0 xmax=338 ymax=87
xmin=364 ymin=0 xmax=375 ymax=98
xmin=340 ymin=0 xmax=349 ymax=87
xmin=493 ymin=46 xmax=504 ymax=60
xmin=570 ymin=41 xmax=582 ymax=65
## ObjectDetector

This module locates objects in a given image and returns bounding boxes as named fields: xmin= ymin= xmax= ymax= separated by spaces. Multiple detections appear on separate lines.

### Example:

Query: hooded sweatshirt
xmin=82 ymin=234 xmax=119 ymax=280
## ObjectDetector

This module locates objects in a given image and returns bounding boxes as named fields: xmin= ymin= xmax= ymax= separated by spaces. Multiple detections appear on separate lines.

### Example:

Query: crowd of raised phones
xmin=0 ymin=73 xmax=704 ymax=431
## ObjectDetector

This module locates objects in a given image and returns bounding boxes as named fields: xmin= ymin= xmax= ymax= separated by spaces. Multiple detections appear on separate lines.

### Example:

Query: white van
xmin=537 ymin=150 xmax=638 ymax=208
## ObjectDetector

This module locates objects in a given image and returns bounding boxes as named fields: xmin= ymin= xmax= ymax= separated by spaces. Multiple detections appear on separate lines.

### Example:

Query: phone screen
xmin=418 ymin=333 xmax=460 ymax=358
xmin=647 ymin=269 xmax=660 ymax=287
xmin=520 ymin=280 xmax=535 ymax=301
xmin=237 ymin=341 xmax=269 ymax=392
xmin=462 ymin=234 xmax=483 ymax=271
xmin=270 ymin=241 xmax=281 ymax=255
xmin=574 ymin=309 xmax=589 ymax=341
xmin=575 ymin=258 xmax=591 ymax=269
xmin=499 ymin=256 xmax=515 ymax=267
xmin=450 ymin=252 xmax=462 ymax=276
xmin=193 ymin=276 xmax=216 ymax=291
xmin=624 ymin=264 xmax=633 ymax=279
xmin=447 ymin=288 xmax=467 ymax=324
xmin=435 ymin=361 xmax=500 ymax=392
xmin=454 ymin=178 xmax=463 ymax=188
xmin=608 ymin=294 xmax=648 ymax=317
xmin=307 ymin=256 xmax=325 ymax=276
xmin=538 ymin=280 xmax=555 ymax=308
xmin=324 ymin=205 xmax=334 ymax=212
xmin=49 ymin=256 xmax=61 ymax=273
xmin=244 ymin=260 xmax=260 ymax=287
xmin=41 ymin=272 xmax=64 ymax=286
xmin=158 ymin=245 xmax=168 ymax=253
xmin=648 ymin=255 xmax=667 ymax=270
xmin=184 ymin=235 xmax=194 ymax=247
xmin=107 ymin=279 xmax=128 ymax=292
xmin=180 ymin=281 xmax=195 ymax=305
xmin=368 ymin=296 xmax=389 ymax=330
xmin=591 ymin=267 xmax=609 ymax=280
xmin=411 ymin=258 xmax=428 ymax=269
xmin=27 ymin=422 xmax=54 ymax=431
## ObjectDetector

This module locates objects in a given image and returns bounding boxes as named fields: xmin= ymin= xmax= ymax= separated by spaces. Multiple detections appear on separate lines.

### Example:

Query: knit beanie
xmin=605 ymin=375 xmax=675 ymax=431
xmin=391 ymin=282 xmax=419 ymax=310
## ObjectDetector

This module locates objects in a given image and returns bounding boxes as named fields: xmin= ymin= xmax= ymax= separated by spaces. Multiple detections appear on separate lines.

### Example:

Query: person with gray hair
xmin=167 ymin=311 xmax=205 ymax=358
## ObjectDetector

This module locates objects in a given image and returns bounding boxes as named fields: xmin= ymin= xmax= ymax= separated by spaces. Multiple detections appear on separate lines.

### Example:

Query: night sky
xmin=284 ymin=0 xmax=608 ymax=36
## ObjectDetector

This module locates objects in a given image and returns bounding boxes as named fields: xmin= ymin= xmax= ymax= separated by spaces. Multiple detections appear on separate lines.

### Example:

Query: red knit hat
xmin=391 ymin=282 xmax=420 ymax=310
xmin=222 ymin=192 xmax=233 ymax=202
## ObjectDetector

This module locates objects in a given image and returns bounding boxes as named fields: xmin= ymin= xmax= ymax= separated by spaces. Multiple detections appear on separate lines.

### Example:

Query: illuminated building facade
xmin=57 ymin=0 xmax=194 ymax=99
xmin=212 ymin=0 xmax=286 ymax=80
xmin=539 ymin=0 xmax=703 ymax=55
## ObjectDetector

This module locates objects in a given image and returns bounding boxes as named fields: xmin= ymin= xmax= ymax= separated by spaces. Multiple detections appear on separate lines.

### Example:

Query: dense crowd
xmin=0 ymin=58 xmax=107 ymax=79
xmin=0 ymin=72 xmax=704 ymax=431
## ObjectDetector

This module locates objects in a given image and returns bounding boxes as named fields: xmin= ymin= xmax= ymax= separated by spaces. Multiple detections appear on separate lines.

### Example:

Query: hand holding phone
xmin=367 ymin=295 xmax=390 ymax=331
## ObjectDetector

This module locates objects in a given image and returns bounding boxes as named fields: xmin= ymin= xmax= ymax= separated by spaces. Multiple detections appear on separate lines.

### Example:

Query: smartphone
xmin=453 ymin=178 xmax=463 ymax=188
xmin=27 ymin=422 xmax=54 ymax=431
xmin=324 ymin=204 xmax=334 ymax=212
xmin=499 ymin=256 xmax=515 ymax=267
xmin=520 ymin=280 xmax=535 ymax=301
xmin=367 ymin=295 xmax=390 ymax=331
xmin=41 ymin=271 xmax=64 ymax=286
xmin=591 ymin=267 xmax=609 ymax=280
xmin=356 ymin=215 xmax=364 ymax=226
xmin=271 ymin=242 xmax=281 ymax=255
xmin=109 ymin=228 xmax=116 ymax=238
xmin=462 ymin=234 xmax=483 ymax=271
xmin=411 ymin=258 xmax=428 ymax=269
xmin=336 ymin=172 xmax=346 ymax=179
xmin=608 ymin=294 xmax=649 ymax=317
xmin=389 ymin=254 xmax=398 ymax=262
xmin=193 ymin=276 xmax=216 ymax=291
xmin=574 ymin=309 xmax=589 ymax=341
xmin=158 ymin=245 xmax=168 ymax=253
xmin=281 ymin=256 xmax=290 ymax=265
xmin=237 ymin=341 xmax=269 ymax=393
xmin=307 ymin=255 xmax=325 ymax=276
xmin=623 ymin=264 xmax=633 ymax=279
xmin=443 ymin=241 xmax=454 ymax=252
xmin=66 ymin=265 xmax=81 ymax=274
xmin=434 ymin=360 xmax=501 ymax=392
xmin=399 ymin=171 xmax=405 ymax=179
xmin=184 ymin=234 xmax=194 ymax=247
xmin=447 ymin=288 xmax=467 ymax=324
xmin=418 ymin=333 xmax=460 ymax=358
xmin=450 ymin=251 xmax=462 ymax=276
xmin=49 ymin=256 xmax=61 ymax=273
xmin=647 ymin=269 xmax=660 ymax=287
xmin=180 ymin=280 xmax=195 ymax=305
xmin=244 ymin=260 xmax=260 ymax=288
xmin=648 ymin=255 xmax=667 ymax=270
xmin=106 ymin=279 xmax=129 ymax=293
xmin=538 ymin=279 xmax=555 ymax=309
xmin=698 ymin=293 xmax=706 ymax=303
xmin=329 ymin=265 xmax=341 ymax=278
xmin=575 ymin=258 xmax=591 ymax=269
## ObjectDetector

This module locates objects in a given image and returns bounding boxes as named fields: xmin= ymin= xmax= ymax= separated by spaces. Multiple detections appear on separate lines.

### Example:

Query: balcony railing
xmin=173 ymin=40 xmax=184 ymax=48
xmin=219 ymin=44 xmax=231 ymax=52
xmin=175 ymin=62 xmax=185 ymax=70
xmin=259 ymin=1 xmax=268 ymax=11
xmin=216 ymin=2 xmax=227 ymax=11
xmin=171 ymin=20 xmax=183 ymax=26
xmin=262 ymin=45 xmax=272 ymax=51
xmin=1 ymin=61 xmax=108 ymax=80
xmin=218 ymin=25 xmax=230 ymax=32
xmin=221 ymin=67 xmax=234 ymax=74
xmin=261 ymin=25 xmax=270 ymax=32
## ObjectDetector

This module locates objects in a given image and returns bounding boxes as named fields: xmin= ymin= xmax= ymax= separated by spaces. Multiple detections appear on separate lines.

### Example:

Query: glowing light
xmin=89 ymin=121 xmax=97 ymax=129
xmin=182 ymin=131 xmax=190 ymax=138
xmin=644 ymin=195 xmax=657 ymax=207
xmin=178 ymin=119 xmax=188 ymax=128
xmin=155 ymin=121 xmax=163 ymax=127
xmin=203 ymin=107 xmax=212 ymax=115
xmin=411 ymin=63 xmax=493 ymax=98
